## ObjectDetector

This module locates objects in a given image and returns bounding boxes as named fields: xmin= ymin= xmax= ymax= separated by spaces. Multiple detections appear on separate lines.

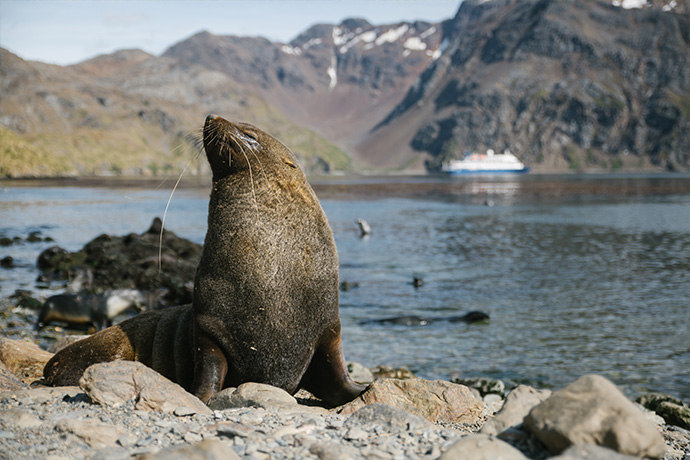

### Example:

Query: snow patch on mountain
xmin=375 ymin=25 xmax=410 ymax=46
xmin=327 ymin=51 xmax=337 ymax=90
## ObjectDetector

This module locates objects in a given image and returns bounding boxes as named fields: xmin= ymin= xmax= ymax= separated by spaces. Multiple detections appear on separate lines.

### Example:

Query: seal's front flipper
xmin=301 ymin=334 xmax=367 ymax=408
xmin=190 ymin=334 xmax=228 ymax=403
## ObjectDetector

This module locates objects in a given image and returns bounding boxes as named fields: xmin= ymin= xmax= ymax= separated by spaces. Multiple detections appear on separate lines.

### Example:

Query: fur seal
xmin=36 ymin=289 xmax=145 ymax=331
xmin=44 ymin=115 xmax=365 ymax=407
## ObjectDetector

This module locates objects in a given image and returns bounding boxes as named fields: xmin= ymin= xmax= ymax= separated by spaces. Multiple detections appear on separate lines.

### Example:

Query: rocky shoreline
xmin=1 ymin=336 xmax=689 ymax=460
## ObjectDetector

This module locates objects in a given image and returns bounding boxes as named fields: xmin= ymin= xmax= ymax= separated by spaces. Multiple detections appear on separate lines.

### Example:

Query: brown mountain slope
xmin=0 ymin=48 xmax=349 ymax=177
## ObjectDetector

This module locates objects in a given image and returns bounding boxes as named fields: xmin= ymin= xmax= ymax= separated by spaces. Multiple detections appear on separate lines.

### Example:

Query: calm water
xmin=1 ymin=174 xmax=689 ymax=400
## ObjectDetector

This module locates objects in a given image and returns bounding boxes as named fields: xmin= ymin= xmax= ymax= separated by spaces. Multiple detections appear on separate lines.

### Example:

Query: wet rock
xmin=35 ymin=218 xmax=202 ymax=306
xmin=338 ymin=378 xmax=484 ymax=424
xmin=440 ymin=433 xmax=528 ymax=460
xmin=26 ymin=231 xmax=45 ymax=243
xmin=370 ymin=365 xmax=414 ymax=380
xmin=9 ymin=290 xmax=43 ymax=310
xmin=481 ymin=385 xmax=552 ymax=436
xmin=55 ymin=417 xmax=132 ymax=448
xmin=452 ymin=376 xmax=506 ymax=397
xmin=637 ymin=393 xmax=690 ymax=430
xmin=36 ymin=245 xmax=71 ymax=273
xmin=136 ymin=439 xmax=240 ymax=460
xmin=339 ymin=281 xmax=360 ymax=291
xmin=549 ymin=444 xmax=640 ymax=460
xmin=79 ymin=360 xmax=211 ymax=416
xmin=524 ymin=374 xmax=666 ymax=458
xmin=0 ymin=337 xmax=53 ymax=384
xmin=0 ymin=256 xmax=13 ymax=268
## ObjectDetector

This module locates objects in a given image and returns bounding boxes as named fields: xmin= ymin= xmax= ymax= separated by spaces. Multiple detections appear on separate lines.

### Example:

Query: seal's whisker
xmin=158 ymin=146 xmax=202 ymax=274
xmin=237 ymin=142 xmax=259 ymax=213
xmin=247 ymin=143 xmax=269 ymax=184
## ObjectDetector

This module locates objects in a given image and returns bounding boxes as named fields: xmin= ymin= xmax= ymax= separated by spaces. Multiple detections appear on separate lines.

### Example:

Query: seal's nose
xmin=205 ymin=114 xmax=220 ymax=125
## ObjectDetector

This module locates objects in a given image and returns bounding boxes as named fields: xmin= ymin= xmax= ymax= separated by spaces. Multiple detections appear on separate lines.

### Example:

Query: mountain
xmin=0 ymin=47 xmax=350 ymax=177
xmin=1 ymin=0 xmax=689 ymax=177
xmin=162 ymin=19 xmax=445 ymax=166
xmin=367 ymin=0 xmax=690 ymax=172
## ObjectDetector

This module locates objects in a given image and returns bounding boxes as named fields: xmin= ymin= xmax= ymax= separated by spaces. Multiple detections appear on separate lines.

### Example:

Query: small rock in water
xmin=356 ymin=218 xmax=371 ymax=237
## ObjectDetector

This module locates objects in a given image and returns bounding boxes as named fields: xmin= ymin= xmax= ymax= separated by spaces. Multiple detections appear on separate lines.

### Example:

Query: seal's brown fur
xmin=44 ymin=116 xmax=365 ymax=407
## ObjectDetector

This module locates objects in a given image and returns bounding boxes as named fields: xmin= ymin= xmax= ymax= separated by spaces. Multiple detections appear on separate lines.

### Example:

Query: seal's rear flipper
xmin=300 ymin=334 xmax=367 ymax=408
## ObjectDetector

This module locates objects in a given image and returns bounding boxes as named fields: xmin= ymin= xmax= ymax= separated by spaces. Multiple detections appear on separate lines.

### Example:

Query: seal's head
xmin=203 ymin=115 xmax=300 ymax=182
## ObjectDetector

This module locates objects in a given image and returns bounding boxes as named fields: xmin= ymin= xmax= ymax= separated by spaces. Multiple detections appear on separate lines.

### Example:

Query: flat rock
xmin=79 ymin=360 xmax=211 ymax=415
xmin=549 ymin=444 xmax=640 ymax=459
xmin=344 ymin=403 xmax=434 ymax=434
xmin=55 ymin=417 xmax=132 ymax=448
xmin=0 ymin=337 xmax=53 ymax=384
xmin=0 ymin=408 xmax=43 ymax=429
xmin=0 ymin=360 xmax=28 ymax=392
xmin=337 ymin=378 xmax=484 ymax=424
xmin=208 ymin=382 xmax=329 ymax=415
xmin=524 ymin=374 xmax=666 ymax=458
xmin=481 ymin=385 xmax=552 ymax=435
xmin=309 ymin=441 xmax=360 ymax=460
xmin=218 ymin=382 xmax=296 ymax=408
xmin=136 ymin=439 xmax=240 ymax=460
xmin=440 ymin=433 xmax=529 ymax=460
xmin=0 ymin=385 xmax=83 ymax=404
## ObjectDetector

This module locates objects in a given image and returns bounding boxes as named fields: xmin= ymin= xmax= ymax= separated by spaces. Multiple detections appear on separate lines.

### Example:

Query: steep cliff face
xmin=374 ymin=0 xmax=690 ymax=172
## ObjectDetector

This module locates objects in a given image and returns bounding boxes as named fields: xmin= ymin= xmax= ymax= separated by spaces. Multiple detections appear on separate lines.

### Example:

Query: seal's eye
xmin=244 ymin=132 xmax=257 ymax=141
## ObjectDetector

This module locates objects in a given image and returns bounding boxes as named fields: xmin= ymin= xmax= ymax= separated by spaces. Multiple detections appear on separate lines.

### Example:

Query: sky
xmin=0 ymin=0 xmax=462 ymax=66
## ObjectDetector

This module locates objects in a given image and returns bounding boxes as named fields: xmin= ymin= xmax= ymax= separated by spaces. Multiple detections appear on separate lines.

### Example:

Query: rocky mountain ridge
xmin=1 ymin=0 xmax=689 ymax=177
xmin=370 ymin=0 xmax=690 ymax=172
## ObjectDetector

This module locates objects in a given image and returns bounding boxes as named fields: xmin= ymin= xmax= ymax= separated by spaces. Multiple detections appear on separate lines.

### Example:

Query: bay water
xmin=1 ymin=174 xmax=688 ymax=401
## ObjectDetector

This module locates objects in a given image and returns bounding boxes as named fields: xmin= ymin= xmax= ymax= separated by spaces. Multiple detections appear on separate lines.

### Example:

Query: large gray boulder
xmin=524 ymin=374 xmax=666 ymax=458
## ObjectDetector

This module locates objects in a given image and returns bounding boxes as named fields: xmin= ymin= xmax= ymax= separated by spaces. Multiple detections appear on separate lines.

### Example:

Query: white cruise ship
xmin=442 ymin=149 xmax=529 ymax=174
